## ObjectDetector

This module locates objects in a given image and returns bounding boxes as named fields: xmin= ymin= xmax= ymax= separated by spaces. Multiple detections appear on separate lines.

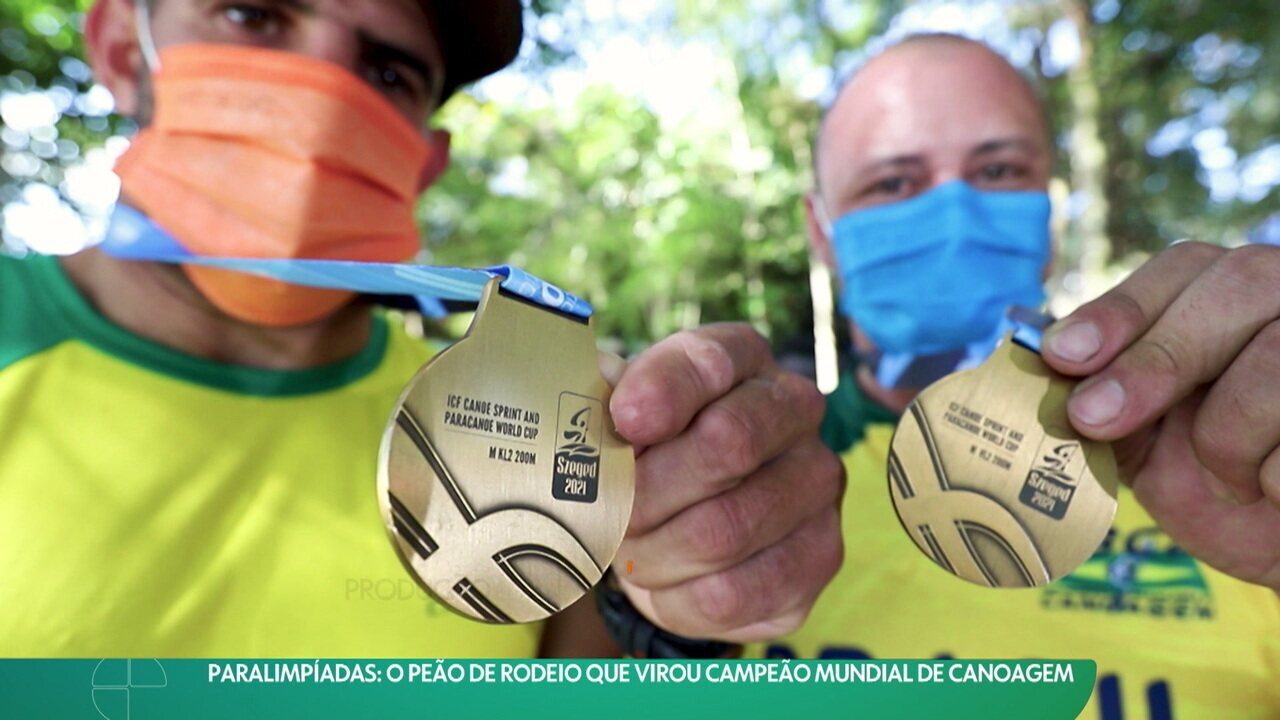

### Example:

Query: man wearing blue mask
xmin=755 ymin=33 xmax=1280 ymax=719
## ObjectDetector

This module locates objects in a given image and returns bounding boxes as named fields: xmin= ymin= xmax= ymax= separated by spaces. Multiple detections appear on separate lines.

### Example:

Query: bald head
xmin=812 ymin=34 xmax=1052 ymax=219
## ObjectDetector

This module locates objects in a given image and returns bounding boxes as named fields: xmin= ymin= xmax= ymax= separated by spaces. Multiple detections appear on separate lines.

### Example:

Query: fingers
xmin=597 ymin=350 xmax=627 ymax=388
xmin=1050 ymin=244 xmax=1280 ymax=440
xmin=1123 ymin=397 xmax=1280 ymax=589
xmin=1070 ymin=243 xmax=1280 ymax=593
xmin=607 ymin=322 xmax=841 ymax=641
xmin=622 ymin=437 xmax=843 ymax=587
xmin=627 ymin=372 xmax=826 ymax=533
xmin=1190 ymin=319 xmax=1280 ymax=505
xmin=622 ymin=507 xmax=844 ymax=642
xmin=1042 ymin=241 xmax=1225 ymax=375
xmin=609 ymin=324 xmax=773 ymax=447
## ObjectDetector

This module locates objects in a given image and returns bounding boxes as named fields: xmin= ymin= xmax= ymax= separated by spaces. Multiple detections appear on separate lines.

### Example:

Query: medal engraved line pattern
xmin=911 ymin=403 xmax=950 ymax=491
xmin=887 ymin=450 xmax=914 ymax=500
xmin=390 ymin=406 xmax=603 ymax=623
xmin=893 ymin=400 xmax=1050 ymax=587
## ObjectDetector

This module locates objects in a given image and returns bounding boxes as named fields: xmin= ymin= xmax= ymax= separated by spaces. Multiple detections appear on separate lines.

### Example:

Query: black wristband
xmin=593 ymin=570 xmax=738 ymax=659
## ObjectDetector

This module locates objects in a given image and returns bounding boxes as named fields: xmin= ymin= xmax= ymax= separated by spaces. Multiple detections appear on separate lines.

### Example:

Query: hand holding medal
xmin=892 ymin=241 xmax=1280 ymax=593
xmin=1039 ymin=242 xmax=1280 ymax=593
xmin=380 ymin=291 xmax=845 ymax=637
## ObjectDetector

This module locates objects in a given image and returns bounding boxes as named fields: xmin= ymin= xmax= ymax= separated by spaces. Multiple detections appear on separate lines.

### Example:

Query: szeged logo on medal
xmin=1018 ymin=440 xmax=1085 ymax=520
xmin=552 ymin=392 xmax=602 ymax=503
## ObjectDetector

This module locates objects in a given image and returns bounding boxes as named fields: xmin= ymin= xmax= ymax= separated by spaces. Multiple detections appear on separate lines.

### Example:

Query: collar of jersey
xmin=819 ymin=371 xmax=901 ymax=454
xmin=31 ymin=253 xmax=391 ymax=398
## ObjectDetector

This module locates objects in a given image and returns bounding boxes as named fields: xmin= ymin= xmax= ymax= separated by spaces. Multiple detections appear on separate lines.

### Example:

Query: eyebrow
xmin=850 ymin=138 xmax=1042 ymax=178
xmin=970 ymin=138 xmax=1042 ymax=157
xmin=860 ymin=154 xmax=921 ymax=170
xmin=264 ymin=0 xmax=440 ymax=96
xmin=855 ymin=155 xmax=926 ymax=176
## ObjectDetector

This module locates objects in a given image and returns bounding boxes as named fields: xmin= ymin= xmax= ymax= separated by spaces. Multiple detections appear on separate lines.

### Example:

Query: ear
xmin=85 ymin=0 xmax=146 ymax=118
xmin=417 ymin=128 xmax=452 ymax=192
xmin=804 ymin=192 xmax=837 ymax=269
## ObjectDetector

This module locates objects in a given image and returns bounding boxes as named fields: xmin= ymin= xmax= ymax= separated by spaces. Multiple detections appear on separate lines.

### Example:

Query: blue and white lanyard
xmin=867 ymin=306 xmax=1052 ymax=389
xmin=101 ymin=204 xmax=592 ymax=320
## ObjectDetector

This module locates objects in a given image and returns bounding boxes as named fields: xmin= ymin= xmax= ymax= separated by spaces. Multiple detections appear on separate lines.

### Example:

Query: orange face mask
xmin=113 ymin=43 xmax=434 ymax=327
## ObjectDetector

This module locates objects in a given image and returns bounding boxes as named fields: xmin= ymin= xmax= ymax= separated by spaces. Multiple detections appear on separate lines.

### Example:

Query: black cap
xmin=430 ymin=0 xmax=524 ymax=100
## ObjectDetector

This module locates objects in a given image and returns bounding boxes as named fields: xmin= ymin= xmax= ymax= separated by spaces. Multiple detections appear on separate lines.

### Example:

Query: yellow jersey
xmin=0 ymin=253 xmax=541 ymax=657
xmin=751 ymin=375 xmax=1280 ymax=720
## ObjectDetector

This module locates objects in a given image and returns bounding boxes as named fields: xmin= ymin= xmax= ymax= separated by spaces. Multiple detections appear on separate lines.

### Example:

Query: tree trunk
xmin=1063 ymin=0 xmax=1113 ymax=301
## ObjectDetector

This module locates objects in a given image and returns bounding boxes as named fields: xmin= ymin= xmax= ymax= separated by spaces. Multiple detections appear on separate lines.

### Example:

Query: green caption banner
xmin=0 ymin=659 xmax=1095 ymax=719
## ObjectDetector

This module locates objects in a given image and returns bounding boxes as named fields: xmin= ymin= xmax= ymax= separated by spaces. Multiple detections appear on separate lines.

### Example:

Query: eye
xmin=866 ymin=176 xmax=913 ymax=198
xmin=220 ymin=2 xmax=286 ymax=37
xmin=359 ymin=48 xmax=442 ymax=115
xmin=363 ymin=61 xmax=426 ymax=100
xmin=975 ymin=163 xmax=1024 ymax=184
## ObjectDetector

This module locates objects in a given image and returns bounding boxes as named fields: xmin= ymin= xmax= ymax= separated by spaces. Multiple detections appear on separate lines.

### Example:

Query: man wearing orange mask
xmin=0 ymin=0 xmax=843 ymax=657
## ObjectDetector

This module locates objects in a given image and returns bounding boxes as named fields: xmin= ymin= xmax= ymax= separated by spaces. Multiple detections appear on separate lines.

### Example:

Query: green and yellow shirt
xmin=753 ymin=374 xmax=1280 ymax=720
xmin=0 ymin=253 xmax=540 ymax=657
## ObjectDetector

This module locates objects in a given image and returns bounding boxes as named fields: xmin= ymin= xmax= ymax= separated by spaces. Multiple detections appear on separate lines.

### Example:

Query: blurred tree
xmin=0 ymin=0 xmax=117 ymax=217
xmin=1000 ymin=0 xmax=1280 ymax=305
xmin=1062 ymin=0 xmax=1112 ymax=289
xmin=1085 ymin=0 xmax=1280 ymax=251
xmin=428 ymin=83 xmax=812 ymax=351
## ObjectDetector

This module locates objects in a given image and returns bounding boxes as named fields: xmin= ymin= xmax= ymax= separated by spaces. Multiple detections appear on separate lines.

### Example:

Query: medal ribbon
xmin=865 ymin=306 xmax=1054 ymax=389
xmin=1006 ymin=306 xmax=1053 ymax=354
xmin=100 ymin=204 xmax=592 ymax=319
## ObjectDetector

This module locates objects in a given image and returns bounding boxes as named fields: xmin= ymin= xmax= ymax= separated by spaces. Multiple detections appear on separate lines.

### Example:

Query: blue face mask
xmin=830 ymin=181 xmax=1050 ymax=385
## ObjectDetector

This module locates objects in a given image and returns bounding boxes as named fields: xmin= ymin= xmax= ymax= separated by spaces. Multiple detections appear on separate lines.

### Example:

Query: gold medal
xmin=888 ymin=334 xmax=1119 ymax=588
xmin=377 ymin=279 xmax=634 ymax=623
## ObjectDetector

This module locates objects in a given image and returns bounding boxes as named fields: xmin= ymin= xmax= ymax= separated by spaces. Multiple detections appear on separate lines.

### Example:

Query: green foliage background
xmin=2 ymin=0 xmax=1277 ymax=354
